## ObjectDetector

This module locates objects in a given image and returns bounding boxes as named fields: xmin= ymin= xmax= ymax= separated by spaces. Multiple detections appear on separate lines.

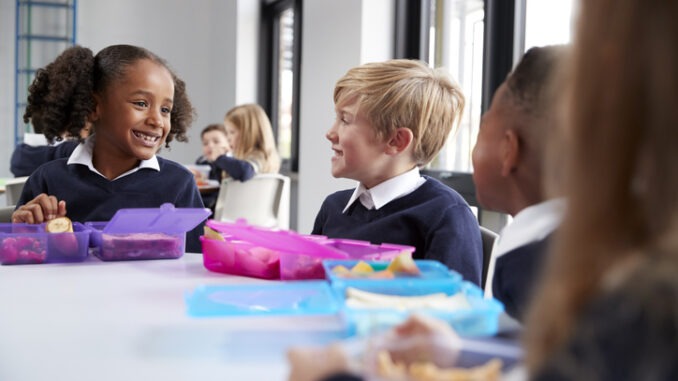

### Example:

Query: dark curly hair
xmin=23 ymin=44 xmax=196 ymax=147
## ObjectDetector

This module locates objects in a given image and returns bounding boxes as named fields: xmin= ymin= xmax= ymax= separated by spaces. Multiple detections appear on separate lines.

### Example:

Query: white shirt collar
xmin=342 ymin=166 xmax=426 ymax=213
xmin=67 ymin=136 xmax=160 ymax=180
xmin=493 ymin=198 xmax=566 ymax=258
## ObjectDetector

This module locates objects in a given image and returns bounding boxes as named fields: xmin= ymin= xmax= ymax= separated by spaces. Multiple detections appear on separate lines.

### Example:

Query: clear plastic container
xmin=323 ymin=259 xmax=504 ymax=337
xmin=86 ymin=203 xmax=211 ymax=261
xmin=0 ymin=222 xmax=90 ymax=265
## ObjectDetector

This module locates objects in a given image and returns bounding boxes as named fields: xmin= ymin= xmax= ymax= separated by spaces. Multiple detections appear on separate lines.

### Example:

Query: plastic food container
xmin=185 ymin=281 xmax=340 ymax=317
xmin=323 ymin=259 xmax=503 ymax=337
xmin=0 ymin=222 xmax=90 ymax=265
xmin=86 ymin=203 xmax=211 ymax=261
xmin=323 ymin=259 xmax=463 ymax=298
xmin=202 ymin=220 xmax=415 ymax=280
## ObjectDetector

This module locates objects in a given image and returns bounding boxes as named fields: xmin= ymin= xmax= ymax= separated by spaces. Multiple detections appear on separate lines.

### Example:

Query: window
xmin=524 ymin=0 xmax=575 ymax=51
xmin=260 ymin=0 xmax=302 ymax=172
xmin=428 ymin=0 xmax=485 ymax=172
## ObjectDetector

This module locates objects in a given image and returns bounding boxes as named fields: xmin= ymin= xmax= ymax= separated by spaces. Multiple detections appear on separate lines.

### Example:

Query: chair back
xmin=479 ymin=225 xmax=499 ymax=289
xmin=0 ymin=206 xmax=15 ymax=223
xmin=213 ymin=174 xmax=290 ymax=229
xmin=5 ymin=177 xmax=28 ymax=206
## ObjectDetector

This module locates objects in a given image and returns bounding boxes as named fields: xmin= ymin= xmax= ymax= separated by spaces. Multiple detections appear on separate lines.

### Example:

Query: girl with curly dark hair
xmin=12 ymin=44 xmax=206 ymax=253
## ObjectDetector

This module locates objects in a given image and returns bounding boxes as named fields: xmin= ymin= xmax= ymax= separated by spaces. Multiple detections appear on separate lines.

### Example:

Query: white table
xmin=0 ymin=254 xmax=346 ymax=381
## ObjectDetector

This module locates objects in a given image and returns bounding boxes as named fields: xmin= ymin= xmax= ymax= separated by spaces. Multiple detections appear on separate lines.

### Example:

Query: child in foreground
xmin=311 ymin=59 xmax=483 ymax=285
xmin=12 ymin=44 xmax=205 ymax=253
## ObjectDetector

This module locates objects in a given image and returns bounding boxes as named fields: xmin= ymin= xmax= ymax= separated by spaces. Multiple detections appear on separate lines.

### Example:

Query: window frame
xmin=259 ymin=0 xmax=303 ymax=172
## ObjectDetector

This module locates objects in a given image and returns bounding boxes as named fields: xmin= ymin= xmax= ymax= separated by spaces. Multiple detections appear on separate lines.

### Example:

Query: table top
xmin=0 ymin=254 xmax=346 ymax=381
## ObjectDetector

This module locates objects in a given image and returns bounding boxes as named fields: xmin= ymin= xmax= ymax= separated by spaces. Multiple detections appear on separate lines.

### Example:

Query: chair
xmin=0 ymin=206 xmax=15 ymax=223
xmin=480 ymin=225 xmax=499 ymax=289
xmin=5 ymin=177 xmax=28 ymax=206
xmin=213 ymin=174 xmax=290 ymax=229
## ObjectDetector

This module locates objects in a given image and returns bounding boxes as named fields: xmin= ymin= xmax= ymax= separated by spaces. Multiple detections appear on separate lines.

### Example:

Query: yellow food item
xmin=387 ymin=252 xmax=420 ymax=275
xmin=350 ymin=261 xmax=374 ymax=274
xmin=45 ymin=217 xmax=73 ymax=233
xmin=332 ymin=265 xmax=351 ymax=275
xmin=203 ymin=226 xmax=225 ymax=241
xmin=377 ymin=350 xmax=503 ymax=381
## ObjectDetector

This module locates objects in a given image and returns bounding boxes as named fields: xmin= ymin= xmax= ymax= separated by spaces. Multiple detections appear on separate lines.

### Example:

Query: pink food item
xmin=95 ymin=233 xmax=183 ymax=260
xmin=1 ymin=236 xmax=47 ymax=265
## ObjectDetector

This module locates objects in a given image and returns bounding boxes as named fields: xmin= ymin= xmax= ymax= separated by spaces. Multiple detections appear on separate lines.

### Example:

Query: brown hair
xmin=524 ymin=0 xmax=678 ymax=372
xmin=24 ymin=44 xmax=195 ymax=147
xmin=334 ymin=59 xmax=465 ymax=166
xmin=224 ymin=103 xmax=280 ymax=173
xmin=201 ymin=123 xmax=227 ymax=139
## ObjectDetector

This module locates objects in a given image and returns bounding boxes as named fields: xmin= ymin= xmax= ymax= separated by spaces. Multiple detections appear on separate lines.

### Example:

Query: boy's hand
xmin=207 ymin=144 xmax=230 ymax=162
xmin=11 ymin=194 xmax=67 ymax=224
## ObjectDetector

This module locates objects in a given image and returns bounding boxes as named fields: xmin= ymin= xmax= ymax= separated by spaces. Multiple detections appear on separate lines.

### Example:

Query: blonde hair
xmin=224 ymin=103 xmax=281 ymax=173
xmin=334 ymin=59 xmax=465 ymax=165
xmin=525 ymin=0 xmax=678 ymax=373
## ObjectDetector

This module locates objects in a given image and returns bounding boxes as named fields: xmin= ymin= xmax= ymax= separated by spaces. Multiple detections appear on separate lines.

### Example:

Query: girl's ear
xmin=386 ymin=127 xmax=414 ymax=155
xmin=501 ymin=128 xmax=520 ymax=176
xmin=89 ymin=94 xmax=102 ymax=123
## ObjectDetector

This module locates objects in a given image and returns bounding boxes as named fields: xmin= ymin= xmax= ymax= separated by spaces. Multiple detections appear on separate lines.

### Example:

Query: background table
xmin=0 ymin=254 xmax=346 ymax=381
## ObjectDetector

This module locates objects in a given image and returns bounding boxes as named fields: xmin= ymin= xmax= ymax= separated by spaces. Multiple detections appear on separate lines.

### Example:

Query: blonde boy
xmin=312 ymin=59 xmax=483 ymax=285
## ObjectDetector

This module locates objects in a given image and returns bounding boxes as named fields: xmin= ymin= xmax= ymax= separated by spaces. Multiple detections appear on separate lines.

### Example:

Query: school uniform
xmin=312 ymin=168 xmax=483 ymax=285
xmin=485 ymin=198 xmax=565 ymax=321
xmin=10 ymin=140 xmax=80 ymax=177
xmin=17 ymin=137 xmax=205 ymax=253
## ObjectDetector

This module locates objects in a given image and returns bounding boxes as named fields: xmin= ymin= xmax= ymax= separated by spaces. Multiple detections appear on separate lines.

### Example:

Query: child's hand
xmin=207 ymin=144 xmax=230 ymax=162
xmin=287 ymin=343 xmax=351 ymax=381
xmin=12 ymin=194 xmax=67 ymax=224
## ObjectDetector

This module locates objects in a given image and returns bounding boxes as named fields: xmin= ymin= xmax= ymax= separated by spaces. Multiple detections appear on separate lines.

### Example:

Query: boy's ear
xmin=501 ymin=129 xmax=520 ymax=176
xmin=386 ymin=127 xmax=414 ymax=155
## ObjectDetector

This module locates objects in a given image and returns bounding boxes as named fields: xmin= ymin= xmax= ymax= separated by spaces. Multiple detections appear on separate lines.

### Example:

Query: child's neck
xmin=93 ymin=152 xmax=142 ymax=180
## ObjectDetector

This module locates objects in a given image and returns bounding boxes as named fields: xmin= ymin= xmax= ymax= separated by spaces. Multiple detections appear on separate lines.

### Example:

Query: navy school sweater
xmin=17 ymin=157 xmax=206 ymax=253
xmin=10 ymin=141 xmax=80 ymax=177
xmin=312 ymin=176 xmax=483 ymax=285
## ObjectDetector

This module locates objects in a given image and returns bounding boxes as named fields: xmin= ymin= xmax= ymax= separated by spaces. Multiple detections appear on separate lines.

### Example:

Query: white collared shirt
xmin=342 ymin=166 xmax=426 ymax=213
xmin=484 ymin=198 xmax=566 ymax=297
xmin=67 ymin=136 xmax=160 ymax=180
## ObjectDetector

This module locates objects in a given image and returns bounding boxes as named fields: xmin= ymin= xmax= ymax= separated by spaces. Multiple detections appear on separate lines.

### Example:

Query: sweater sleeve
xmin=214 ymin=155 xmax=256 ymax=181
xmin=425 ymin=204 xmax=483 ymax=286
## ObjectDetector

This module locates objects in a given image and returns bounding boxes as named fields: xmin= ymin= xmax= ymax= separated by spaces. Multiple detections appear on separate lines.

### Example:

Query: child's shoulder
xmin=157 ymin=157 xmax=194 ymax=176
xmin=417 ymin=176 xmax=468 ymax=205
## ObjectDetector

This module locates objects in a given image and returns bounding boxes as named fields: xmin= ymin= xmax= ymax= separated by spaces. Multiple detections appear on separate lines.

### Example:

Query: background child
xmin=10 ymin=122 xmax=91 ymax=177
xmin=311 ymin=59 xmax=483 ymax=285
xmin=209 ymin=103 xmax=280 ymax=182
xmin=12 ymin=44 xmax=205 ymax=253
xmin=194 ymin=123 xmax=231 ymax=209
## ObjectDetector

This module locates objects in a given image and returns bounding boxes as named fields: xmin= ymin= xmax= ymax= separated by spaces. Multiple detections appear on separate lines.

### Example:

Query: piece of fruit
xmin=332 ymin=265 xmax=351 ymax=275
xmin=386 ymin=252 xmax=420 ymax=275
xmin=350 ymin=260 xmax=374 ymax=274
xmin=45 ymin=217 xmax=73 ymax=233
xmin=203 ymin=226 xmax=225 ymax=241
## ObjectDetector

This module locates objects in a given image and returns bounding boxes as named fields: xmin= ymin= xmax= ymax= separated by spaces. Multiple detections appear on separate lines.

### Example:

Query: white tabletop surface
xmin=0 ymin=254 xmax=347 ymax=381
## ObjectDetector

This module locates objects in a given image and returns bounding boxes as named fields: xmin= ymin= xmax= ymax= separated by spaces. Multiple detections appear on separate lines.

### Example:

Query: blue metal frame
xmin=14 ymin=0 xmax=77 ymax=147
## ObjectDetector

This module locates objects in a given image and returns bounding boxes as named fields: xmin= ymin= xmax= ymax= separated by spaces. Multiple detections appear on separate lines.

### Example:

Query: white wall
xmin=296 ymin=0 xmax=394 ymax=233
xmin=0 ymin=0 xmax=15 ymax=178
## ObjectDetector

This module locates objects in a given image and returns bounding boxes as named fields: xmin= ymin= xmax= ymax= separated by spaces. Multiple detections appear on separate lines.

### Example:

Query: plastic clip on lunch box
xmin=0 ymin=222 xmax=91 ymax=265
xmin=86 ymin=203 xmax=211 ymax=261
xmin=201 ymin=219 xmax=415 ymax=280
